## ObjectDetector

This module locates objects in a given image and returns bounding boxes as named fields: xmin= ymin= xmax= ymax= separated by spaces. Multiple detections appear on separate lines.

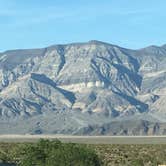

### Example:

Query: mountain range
xmin=0 ymin=40 xmax=166 ymax=135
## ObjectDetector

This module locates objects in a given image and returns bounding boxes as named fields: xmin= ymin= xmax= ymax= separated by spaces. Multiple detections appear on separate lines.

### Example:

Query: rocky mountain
xmin=0 ymin=40 xmax=166 ymax=135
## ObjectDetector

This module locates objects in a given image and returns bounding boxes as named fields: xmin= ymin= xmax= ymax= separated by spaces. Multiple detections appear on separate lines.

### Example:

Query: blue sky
xmin=0 ymin=0 xmax=166 ymax=51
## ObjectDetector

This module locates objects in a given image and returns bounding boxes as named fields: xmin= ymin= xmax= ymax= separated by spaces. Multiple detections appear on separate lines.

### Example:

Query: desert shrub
xmin=18 ymin=139 xmax=101 ymax=166
xmin=130 ymin=159 xmax=144 ymax=166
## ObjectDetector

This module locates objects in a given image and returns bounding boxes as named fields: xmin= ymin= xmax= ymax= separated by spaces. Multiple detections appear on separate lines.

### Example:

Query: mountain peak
xmin=88 ymin=40 xmax=105 ymax=44
xmin=89 ymin=40 xmax=116 ymax=45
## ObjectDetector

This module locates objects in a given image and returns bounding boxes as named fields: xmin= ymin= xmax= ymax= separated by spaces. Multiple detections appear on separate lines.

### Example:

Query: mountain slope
xmin=0 ymin=40 xmax=166 ymax=135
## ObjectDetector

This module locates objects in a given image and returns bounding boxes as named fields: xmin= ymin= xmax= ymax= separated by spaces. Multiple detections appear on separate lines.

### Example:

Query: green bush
xmin=18 ymin=139 xmax=101 ymax=166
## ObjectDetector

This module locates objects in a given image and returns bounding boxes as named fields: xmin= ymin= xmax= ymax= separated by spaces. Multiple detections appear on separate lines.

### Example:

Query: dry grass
xmin=90 ymin=144 xmax=166 ymax=166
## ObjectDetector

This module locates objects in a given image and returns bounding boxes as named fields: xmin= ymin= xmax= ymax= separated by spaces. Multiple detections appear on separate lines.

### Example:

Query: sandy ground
xmin=0 ymin=135 xmax=166 ymax=144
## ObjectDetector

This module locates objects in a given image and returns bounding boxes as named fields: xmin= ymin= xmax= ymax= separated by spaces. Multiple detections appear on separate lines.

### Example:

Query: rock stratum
xmin=0 ymin=40 xmax=166 ymax=135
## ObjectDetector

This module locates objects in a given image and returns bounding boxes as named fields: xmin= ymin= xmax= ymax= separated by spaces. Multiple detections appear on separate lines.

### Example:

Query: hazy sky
xmin=0 ymin=0 xmax=166 ymax=51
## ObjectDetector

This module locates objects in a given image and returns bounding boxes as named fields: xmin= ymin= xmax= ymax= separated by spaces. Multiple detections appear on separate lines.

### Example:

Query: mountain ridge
xmin=2 ymin=40 xmax=166 ymax=54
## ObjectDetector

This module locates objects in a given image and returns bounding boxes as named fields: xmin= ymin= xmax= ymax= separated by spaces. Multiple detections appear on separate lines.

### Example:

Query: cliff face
xmin=0 ymin=41 xmax=166 ymax=135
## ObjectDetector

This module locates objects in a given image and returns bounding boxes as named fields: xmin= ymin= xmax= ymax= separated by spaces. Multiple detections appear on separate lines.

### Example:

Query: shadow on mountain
xmin=112 ymin=63 xmax=142 ymax=88
xmin=113 ymin=90 xmax=148 ymax=113
xmin=31 ymin=73 xmax=76 ymax=103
